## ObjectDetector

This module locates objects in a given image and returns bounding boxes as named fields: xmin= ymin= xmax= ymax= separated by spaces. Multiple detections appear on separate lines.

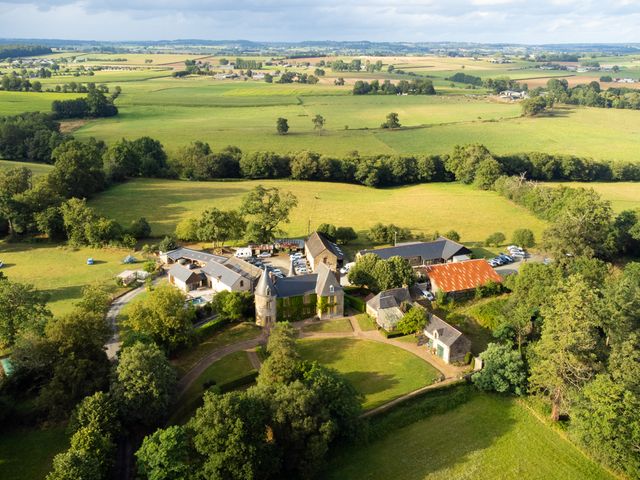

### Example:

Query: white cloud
xmin=0 ymin=0 xmax=639 ymax=43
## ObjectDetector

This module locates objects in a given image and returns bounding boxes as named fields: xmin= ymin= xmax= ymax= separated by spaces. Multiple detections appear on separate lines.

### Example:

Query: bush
xmin=485 ymin=232 xmax=506 ymax=247
xmin=511 ymin=228 xmax=535 ymax=248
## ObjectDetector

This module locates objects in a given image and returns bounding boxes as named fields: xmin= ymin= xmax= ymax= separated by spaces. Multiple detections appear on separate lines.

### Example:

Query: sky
xmin=1 ymin=1 xmax=640 ymax=44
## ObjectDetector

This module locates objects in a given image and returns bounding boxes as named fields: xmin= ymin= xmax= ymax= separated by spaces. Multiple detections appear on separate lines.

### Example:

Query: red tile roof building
xmin=425 ymin=259 xmax=502 ymax=294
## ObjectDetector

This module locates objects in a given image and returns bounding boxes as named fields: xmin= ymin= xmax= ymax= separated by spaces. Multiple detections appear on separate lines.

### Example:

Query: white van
xmin=234 ymin=247 xmax=253 ymax=259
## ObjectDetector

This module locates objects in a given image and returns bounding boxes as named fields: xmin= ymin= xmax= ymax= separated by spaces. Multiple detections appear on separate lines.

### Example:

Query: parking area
xmin=494 ymin=253 xmax=546 ymax=277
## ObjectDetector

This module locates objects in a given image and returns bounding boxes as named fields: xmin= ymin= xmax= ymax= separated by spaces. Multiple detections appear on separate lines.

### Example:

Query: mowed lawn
xmin=0 ymin=427 xmax=68 ymax=480
xmin=548 ymin=182 xmax=640 ymax=212
xmin=89 ymin=178 xmax=547 ymax=244
xmin=297 ymin=338 xmax=440 ymax=410
xmin=0 ymin=91 xmax=79 ymax=116
xmin=0 ymin=241 xmax=135 ymax=315
xmin=324 ymin=394 xmax=617 ymax=480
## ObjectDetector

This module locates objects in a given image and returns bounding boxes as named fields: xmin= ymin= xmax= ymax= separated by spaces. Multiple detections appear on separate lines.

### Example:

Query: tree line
xmin=0 ymin=44 xmax=52 ymax=58
xmin=470 ymin=258 xmax=640 ymax=479
xmin=545 ymin=78 xmax=640 ymax=110
xmin=352 ymin=78 xmax=436 ymax=95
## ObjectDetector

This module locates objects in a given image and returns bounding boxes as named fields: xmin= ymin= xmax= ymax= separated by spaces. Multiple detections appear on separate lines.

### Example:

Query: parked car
xmin=296 ymin=267 xmax=308 ymax=274
xmin=272 ymin=268 xmax=282 ymax=275
xmin=290 ymin=253 xmax=303 ymax=259
xmin=510 ymin=250 xmax=526 ymax=258
xmin=274 ymin=272 xmax=285 ymax=278
xmin=421 ymin=290 xmax=435 ymax=301
xmin=498 ymin=254 xmax=514 ymax=263
xmin=257 ymin=252 xmax=272 ymax=258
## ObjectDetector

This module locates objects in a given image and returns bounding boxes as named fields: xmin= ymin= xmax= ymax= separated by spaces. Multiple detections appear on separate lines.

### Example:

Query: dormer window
xmin=329 ymin=285 xmax=335 ymax=294
xmin=266 ymin=287 xmax=271 ymax=296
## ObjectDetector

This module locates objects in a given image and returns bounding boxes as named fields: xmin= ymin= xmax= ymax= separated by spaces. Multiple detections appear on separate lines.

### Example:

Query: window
xmin=240 ymin=280 xmax=244 ymax=287
xmin=329 ymin=285 xmax=335 ymax=294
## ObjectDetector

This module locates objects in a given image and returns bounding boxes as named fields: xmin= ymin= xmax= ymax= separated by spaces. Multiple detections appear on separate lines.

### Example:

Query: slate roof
xmin=221 ymin=257 xmax=261 ymax=280
xmin=165 ymin=247 xmax=226 ymax=264
xmin=315 ymin=263 xmax=342 ymax=296
xmin=273 ymin=274 xmax=319 ymax=298
xmin=425 ymin=259 xmax=502 ymax=293
xmin=358 ymin=237 xmax=471 ymax=263
xmin=424 ymin=314 xmax=465 ymax=347
xmin=168 ymin=263 xmax=204 ymax=284
xmin=255 ymin=267 xmax=276 ymax=297
xmin=367 ymin=288 xmax=411 ymax=311
xmin=305 ymin=232 xmax=344 ymax=259
xmin=201 ymin=261 xmax=244 ymax=286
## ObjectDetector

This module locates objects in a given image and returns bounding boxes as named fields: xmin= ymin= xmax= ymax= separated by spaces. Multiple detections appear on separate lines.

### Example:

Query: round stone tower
xmin=255 ymin=267 xmax=277 ymax=327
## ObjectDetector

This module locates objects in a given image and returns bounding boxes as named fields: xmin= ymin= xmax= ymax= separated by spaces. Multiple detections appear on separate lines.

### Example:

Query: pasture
xmin=549 ymin=182 xmax=640 ymax=212
xmin=0 ymin=241 xmax=134 ymax=315
xmin=0 ymin=159 xmax=53 ymax=176
xmin=325 ymin=393 xmax=616 ymax=480
xmin=297 ymin=338 xmax=440 ymax=410
xmin=89 ymin=178 xmax=548 ymax=244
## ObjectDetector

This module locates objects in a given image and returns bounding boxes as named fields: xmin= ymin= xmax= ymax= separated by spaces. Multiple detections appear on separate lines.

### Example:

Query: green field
xmin=298 ymin=338 xmax=440 ymax=409
xmin=171 ymin=322 xmax=262 ymax=376
xmin=325 ymin=394 xmax=616 ymax=480
xmin=0 ymin=241 xmax=134 ymax=315
xmin=0 ymin=159 xmax=53 ymax=177
xmin=0 ymin=426 xmax=68 ymax=480
xmin=549 ymin=182 xmax=640 ymax=212
xmin=89 ymin=178 xmax=548 ymax=244
xmin=0 ymin=91 xmax=79 ymax=116
xmin=170 ymin=350 xmax=257 ymax=424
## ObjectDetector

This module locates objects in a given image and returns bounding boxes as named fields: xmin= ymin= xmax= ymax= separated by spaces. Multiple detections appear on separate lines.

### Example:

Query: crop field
xmin=324 ymin=393 xmax=616 ymax=480
xmin=298 ymin=338 xmax=440 ymax=409
xmin=89 ymin=178 xmax=548 ymax=244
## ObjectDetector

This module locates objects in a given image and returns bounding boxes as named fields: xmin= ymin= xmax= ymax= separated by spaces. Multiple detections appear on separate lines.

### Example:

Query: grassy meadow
xmin=549 ymin=182 xmax=640 ymax=212
xmin=3 ymin=54 xmax=640 ymax=161
xmin=0 ymin=426 xmax=68 ymax=480
xmin=325 ymin=394 xmax=617 ymax=480
xmin=89 ymin=178 xmax=548 ymax=244
xmin=298 ymin=338 xmax=440 ymax=410
xmin=0 ymin=241 xmax=134 ymax=315
xmin=0 ymin=159 xmax=53 ymax=176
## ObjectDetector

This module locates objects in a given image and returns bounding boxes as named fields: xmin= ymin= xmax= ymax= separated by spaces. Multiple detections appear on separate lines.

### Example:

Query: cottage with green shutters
xmin=254 ymin=263 xmax=344 ymax=326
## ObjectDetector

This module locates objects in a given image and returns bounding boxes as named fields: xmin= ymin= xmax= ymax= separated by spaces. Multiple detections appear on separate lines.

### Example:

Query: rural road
xmin=105 ymin=275 xmax=164 ymax=360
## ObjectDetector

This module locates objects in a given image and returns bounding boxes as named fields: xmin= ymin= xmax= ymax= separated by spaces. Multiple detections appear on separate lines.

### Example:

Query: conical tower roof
xmin=287 ymin=256 xmax=296 ymax=277
xmin=256 ymin=267 xmax=276 ymax=297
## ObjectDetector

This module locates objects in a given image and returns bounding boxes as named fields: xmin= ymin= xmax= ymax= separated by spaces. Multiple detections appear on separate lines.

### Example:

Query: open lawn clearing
xmin=0 ymin=426 xmax=68 ymax=480
xmin=546 ymin=182 xmax=640 ymax=212
xmin=298 ymin=338 xmax=439 ymax=410
xmin=356 ymin=313 xmax=378 ymax=331
xmin=170 ymin=350 xmax=257 ymax=424
xmin=171 ymin=322 xmax=262 ymax=377
xmin=90 ymin=179 xmax=547 ymax=245
xmin=0 ymin=159 xmax=53 ymax=177
xmin=0 ymin=90 xmax=78 ymax=115
xmin=302 ymin=318 xmax=354 ymax=333
xmin=324 ymin=393 xmax=616 ymax=480
xmin=377 ymin=105 xmax=640 ymax=162
xmin=0 ymin=241 xmax=134 ymax=315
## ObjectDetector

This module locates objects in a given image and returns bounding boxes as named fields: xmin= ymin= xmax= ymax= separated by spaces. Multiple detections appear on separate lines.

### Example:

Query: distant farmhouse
xmin=255 ymin=263 xmax=343 ymax=325
xmin=424 ymin=314 xmax=471 ymax=364
xmin=424 ymin=259 xmax=502 ymax=297
xmin=305 ymin=231 xmax=344 ymax=272
xmin=358 ymin=237 xmax=471 ymax=267
xmin=162 ymin=247 xmax=261 ymax=295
